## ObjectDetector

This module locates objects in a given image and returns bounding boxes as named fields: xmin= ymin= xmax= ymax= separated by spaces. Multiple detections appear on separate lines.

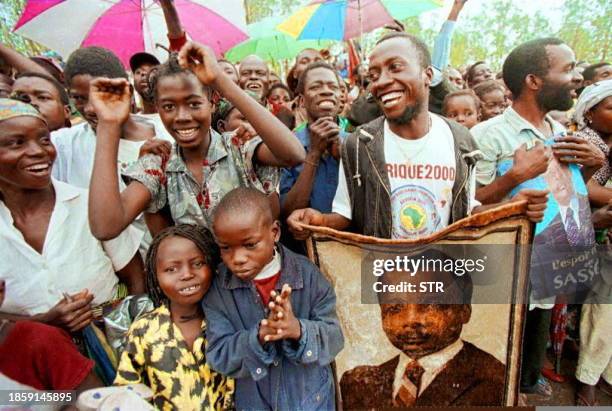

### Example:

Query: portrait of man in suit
xmin=340 ymin=266 xmax=506 ymax=407
xmin=535 ymin=158 xmax=594 ymax=247
xmin=529 ymin=158 xmax=597 ymax=298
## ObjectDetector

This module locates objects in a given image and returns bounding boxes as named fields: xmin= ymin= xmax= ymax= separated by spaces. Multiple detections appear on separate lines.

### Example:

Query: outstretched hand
xmin=177 ymin=41 xmax=222 ymax=86
xmin=89 ymin=77 xmax=131 ymax=125
xmin=287 ymin=208 xmax=326 ymax=240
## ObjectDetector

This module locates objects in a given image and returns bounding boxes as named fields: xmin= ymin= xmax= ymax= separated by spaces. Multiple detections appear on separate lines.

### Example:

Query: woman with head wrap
xmin=0 ymin=97 xmax=144 ymax=331
xmin=573 ymin=80 xmax=612 ymax=406
xmin=573 ymin=80 xmax=612 ymax=207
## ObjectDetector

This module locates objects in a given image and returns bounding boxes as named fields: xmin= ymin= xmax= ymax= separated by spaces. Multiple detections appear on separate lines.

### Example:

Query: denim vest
xmin=340 ymin=116 xmax=483 ymax=238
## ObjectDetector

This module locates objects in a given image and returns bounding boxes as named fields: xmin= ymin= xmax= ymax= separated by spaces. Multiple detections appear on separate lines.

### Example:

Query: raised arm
xmin=0 ymin=43 xmax=48 ymax=75
xmin=431 ymin=0 xmax=467 ymax=69
xmin=159 ymin=0 xmax=187 ymax=51
xmin=447 ymin=0 xmax=468 ymax=22
xmin=177 ymin=42 xmax=306 ymax=167
xmin=87 ymin=78 xmax=152 ymax=240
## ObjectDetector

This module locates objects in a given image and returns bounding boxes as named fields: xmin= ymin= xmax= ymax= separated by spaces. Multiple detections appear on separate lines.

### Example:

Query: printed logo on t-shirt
xmin=386 ymin=163 xmax=456 ymax=181
xmin=391 ymin=184 xmax=442 ymax=238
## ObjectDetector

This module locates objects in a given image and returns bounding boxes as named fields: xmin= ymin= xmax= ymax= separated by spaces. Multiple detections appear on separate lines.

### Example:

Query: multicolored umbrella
xmin=278 ymin=0 xmax=444 ymax=41
xmin=225 ymin=16 xmax=332 ymax=63
xmin=13 ymin=0 xmax=248 ymax=67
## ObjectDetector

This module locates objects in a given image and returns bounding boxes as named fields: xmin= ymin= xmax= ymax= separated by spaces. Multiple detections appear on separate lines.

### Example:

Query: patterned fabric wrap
xmin=0 ymin=98 xmax=47 ymax=125
xmin=114 ymin=304 xmax=234 ymax=411
xmin=577 ymin=127 xmax=610 ymax=185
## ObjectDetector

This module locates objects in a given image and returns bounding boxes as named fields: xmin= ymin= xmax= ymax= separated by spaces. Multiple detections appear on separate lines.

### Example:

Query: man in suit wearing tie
xmin=536 ymin=158 xmax=595 ymax=248
xmin=340 ymin=268 xmax=506 ymax=407
xmin=530 ymin=157 xmax=597 ymax=298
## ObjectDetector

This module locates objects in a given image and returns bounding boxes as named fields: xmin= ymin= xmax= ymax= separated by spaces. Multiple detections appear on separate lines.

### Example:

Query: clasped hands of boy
xmin=258 ymin=284 xmax=302 ymax=345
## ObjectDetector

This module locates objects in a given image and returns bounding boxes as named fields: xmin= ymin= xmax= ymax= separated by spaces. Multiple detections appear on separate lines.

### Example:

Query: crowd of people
xmin=0 ymin=0 xmax=611 ymax=409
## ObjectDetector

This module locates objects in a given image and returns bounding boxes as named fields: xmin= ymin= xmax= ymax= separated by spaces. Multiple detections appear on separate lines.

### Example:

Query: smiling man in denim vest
xmin=288 ymin=33 xmax=548 ymax=241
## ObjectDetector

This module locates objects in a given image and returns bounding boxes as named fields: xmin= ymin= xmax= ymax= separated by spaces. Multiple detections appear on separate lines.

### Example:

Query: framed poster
xmin=305 ymin=202 xmax=533 ymax=408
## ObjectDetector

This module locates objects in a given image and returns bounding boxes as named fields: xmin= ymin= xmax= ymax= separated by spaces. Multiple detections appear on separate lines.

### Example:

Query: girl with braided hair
xmin=114 ymin=224 xmax=234 ymax=410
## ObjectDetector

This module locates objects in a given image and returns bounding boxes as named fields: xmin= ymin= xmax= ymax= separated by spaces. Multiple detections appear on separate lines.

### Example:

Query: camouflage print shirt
xmin=125 ymin=129 xmax=279 ymax=229
xmin=114 ymin=304 xmax=234 ymax=411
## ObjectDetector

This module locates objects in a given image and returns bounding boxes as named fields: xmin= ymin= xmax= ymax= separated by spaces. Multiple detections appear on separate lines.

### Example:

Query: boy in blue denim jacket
xmin=203 ymin=187 xmax=344 ymax=410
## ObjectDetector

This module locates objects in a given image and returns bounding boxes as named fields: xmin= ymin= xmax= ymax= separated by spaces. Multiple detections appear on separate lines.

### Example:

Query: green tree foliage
xmin=557 ymin=0 xmax=610 ymax=62
xmin=448 ymin=0 xmax=555 ymax=69
xmin=447 ymin=0 xmax=609 ymax=70
xmin=0 ymin=0 xmax=609 ymax=67
xmin=243 ymin=0 xmax=297 ymax=24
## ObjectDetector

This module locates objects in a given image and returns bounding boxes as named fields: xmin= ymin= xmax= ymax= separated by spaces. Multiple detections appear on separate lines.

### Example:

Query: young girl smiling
xmin=114 ymin=224 xmax=234 ymax=410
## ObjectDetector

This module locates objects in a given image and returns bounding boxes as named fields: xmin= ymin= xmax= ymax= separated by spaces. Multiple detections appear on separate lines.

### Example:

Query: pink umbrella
xmin=13 ymin=0 xmax=248 ymax=67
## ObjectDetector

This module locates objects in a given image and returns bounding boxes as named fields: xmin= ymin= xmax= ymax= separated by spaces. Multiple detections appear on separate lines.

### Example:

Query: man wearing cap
xmin=129 ymin=0 xmax=190 ymax=115
xmin=129 ymin=52 xmax=160 ymax=115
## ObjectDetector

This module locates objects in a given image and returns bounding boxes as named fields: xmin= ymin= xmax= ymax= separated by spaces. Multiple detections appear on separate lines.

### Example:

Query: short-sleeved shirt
xmin=471 ymin=107 xmax=566 ymax=189
xmin=578 ymin=127 xmax=610 ymax=185
xmin=0 ymin=321 xmax=94 ymax=390
xmin=471 ymin=108 xmax=566 ymax=309
xmin=124 ymin=129 xmax=279 ymax=228
xmin=51 ymin=119 xmax=173 ymax=189
xmin=0 ymin=180 xmax=142 ymax=315
xmin=114 ymin=304 xmax=234 ymax=411
xmin=280 ymin=123 xmax=348 ymax=213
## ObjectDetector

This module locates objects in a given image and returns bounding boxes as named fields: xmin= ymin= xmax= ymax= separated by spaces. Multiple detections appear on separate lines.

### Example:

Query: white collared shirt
xmin=51 ymin=117 xmax=173 ymax=189
xmin=392 ymin=339 xmax=464 ymax=398
xmin=0 ymin=180 xmax=142 ymax=316
xmin=254 ymin=249 xmax=282 ymax=281
xmin=559 ymin=199 xmax=581 ymax=230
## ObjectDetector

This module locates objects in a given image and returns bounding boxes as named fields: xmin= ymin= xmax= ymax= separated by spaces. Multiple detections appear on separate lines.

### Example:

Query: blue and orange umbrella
xmin=277 ymin=0 xmax=444 ymax=41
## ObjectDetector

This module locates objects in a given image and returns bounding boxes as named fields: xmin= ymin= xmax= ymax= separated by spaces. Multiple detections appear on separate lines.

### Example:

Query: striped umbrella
xmin=277 ymin=0 xmax=444 ymax=41
xmin=225 ymin=16 xmax=332 ymax=63
xmin=13 ymin=0 xmax=248 ymax=67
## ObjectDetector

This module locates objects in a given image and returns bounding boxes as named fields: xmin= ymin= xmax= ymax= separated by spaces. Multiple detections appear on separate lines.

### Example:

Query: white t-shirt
xmin=333 ymin=113 xmax=479 ymax=239
xmin=0 ymin=180 xmax=142 ymax=316
xmin=51 ymin=116 xmax=173 ymax=189
xmin=51 ymin=117 xmax=172 ymax=255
